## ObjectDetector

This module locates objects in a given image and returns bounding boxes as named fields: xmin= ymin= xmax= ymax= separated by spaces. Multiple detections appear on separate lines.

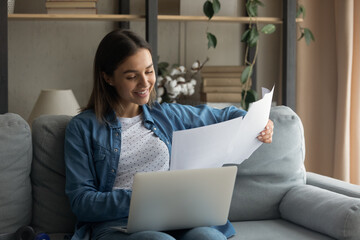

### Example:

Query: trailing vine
xmin=202 ymin=0 xmax=314 ymax=110
xmin=203 ymin=0 xmax=221 ymax=49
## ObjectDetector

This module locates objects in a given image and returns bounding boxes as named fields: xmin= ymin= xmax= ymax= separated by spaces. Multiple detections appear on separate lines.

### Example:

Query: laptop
xmin=112 ymin=166 xmax=238 ymax=233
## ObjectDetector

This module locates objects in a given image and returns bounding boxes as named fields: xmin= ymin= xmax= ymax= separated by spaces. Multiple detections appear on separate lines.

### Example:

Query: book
xmin=202 ymin=86 xmax=243 ymax=93
xmin=202 ymin=77 xmax=243 ymax=87
xmin=45 ymin=1 xmax=96 ymax=8
xmin=201 ymin=72 xmax=243 ymax=78
xmin=201 ymin=93 xmax=242 ymax=102
xmin=47 ymin=8 xmax=97 ymax=14
xmin=201 ymin=65 xmax=245 ymax=73
xmin=47 ymin=0 xmax=97 ymax=1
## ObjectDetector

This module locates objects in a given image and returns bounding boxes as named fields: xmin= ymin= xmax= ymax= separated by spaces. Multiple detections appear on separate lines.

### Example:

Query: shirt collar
xmin=141 ymin=104 xmax=155 ymax=125
xmin=105 ymin=105 xmax=154 ymax=128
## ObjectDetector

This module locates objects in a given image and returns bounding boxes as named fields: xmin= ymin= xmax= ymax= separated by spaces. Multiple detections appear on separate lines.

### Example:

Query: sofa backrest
xmin=228 ymin=105 xmax=306 ymax=221
xmin=29 ymin=105 xmax=306 ymax=233
xmin=31 ymin=115 xmax=75 ymax=233
xmin=0 ymin=113 xmax=32 ymax=235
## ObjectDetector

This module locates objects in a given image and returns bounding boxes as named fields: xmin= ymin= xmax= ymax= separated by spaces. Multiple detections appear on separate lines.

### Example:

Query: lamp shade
xmin=28 ymin=89 xmax=80 ymax=124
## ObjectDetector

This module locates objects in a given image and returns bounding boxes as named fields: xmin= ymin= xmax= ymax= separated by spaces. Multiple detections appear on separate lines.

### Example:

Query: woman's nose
xmin=138 ymin=74 xmax=149 ymax=87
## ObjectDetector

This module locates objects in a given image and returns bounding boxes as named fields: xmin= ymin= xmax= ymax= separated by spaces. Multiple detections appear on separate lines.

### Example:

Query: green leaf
xmin=248 ymin=27 xmax=259 ymax=47
xmin=212 ymin=0 xmax=221 ymax=14
xmin=301 ymin=6 xmax=306 ymax=18
xmin=298 ymin=32 xmax=305 ymax=41
xmin=261 ymin=24 xmax=276 ymax=34
xmin=158 ymin=62 xmax=169 ymax=76
xmin=158 ymin=62 xmax=169 ymax=69
xmin=304 ymin=28 xmax=315 ymax=45
xmin=241 ymin=89 xmax=258 ymax=110
xmin=207 ymin=32 xmax=217 ymax=49
xmin=246 ymin=1 xmax=257 ymax=17
xmin=246 ymin=0 xmax=257 ymax=17
xmin=241 ymin=65 xmax=253 ymax=84
xmin=241 ymin=29 xmax=251 ymax=42
xmin=171 ymin=63 xmax=180 ymax=69
xmin=296 ymin=5 xmax=306 ymax=18
xmin=203 ymin=1 xmax=214 ymax=19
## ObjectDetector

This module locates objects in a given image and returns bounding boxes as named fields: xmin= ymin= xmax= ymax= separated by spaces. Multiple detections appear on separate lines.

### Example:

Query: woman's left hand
xmin=257 ymin=119 xmax=274 ymax=143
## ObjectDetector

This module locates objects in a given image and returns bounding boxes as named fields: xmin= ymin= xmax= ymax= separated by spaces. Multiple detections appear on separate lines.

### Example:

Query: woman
xmin=64 ymin=29 xmax=273 ymax=240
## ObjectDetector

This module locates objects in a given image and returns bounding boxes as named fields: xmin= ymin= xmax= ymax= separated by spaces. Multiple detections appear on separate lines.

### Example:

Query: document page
xmin=170 ymin=86 xmax=274 ymax=170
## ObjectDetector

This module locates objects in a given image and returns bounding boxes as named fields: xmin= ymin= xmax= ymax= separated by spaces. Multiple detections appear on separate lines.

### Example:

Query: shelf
xmin=8 ymin=14 xmax=303 ymax=24
xmin=8 ymin=14 xmax=145 ymax=21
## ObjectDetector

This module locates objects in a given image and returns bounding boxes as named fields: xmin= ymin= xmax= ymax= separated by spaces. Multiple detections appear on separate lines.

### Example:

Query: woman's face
xmin=104 ymin=48 xmax=155 ymax=117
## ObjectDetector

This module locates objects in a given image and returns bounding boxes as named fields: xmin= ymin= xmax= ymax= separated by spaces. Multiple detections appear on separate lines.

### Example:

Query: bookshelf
xmin=7 ymin=14 xmax=302 ymax=24
xmin=1 ymin=0 xmax=298 ymax=113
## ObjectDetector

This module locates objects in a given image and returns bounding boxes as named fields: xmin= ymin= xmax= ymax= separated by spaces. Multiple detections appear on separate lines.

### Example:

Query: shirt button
xmin=112 ymin=169 xmax=115 ymax=173
xmin=114 ymin=148 xmax=118 ymax=152
xmin=115 ymin=133 xmax=119 ymax=136
xmin=153 ymin=127 xmax=157 ymax=130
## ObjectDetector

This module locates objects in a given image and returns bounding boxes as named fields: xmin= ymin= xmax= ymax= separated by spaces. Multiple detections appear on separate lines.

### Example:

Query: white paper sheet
xmin=170 ymin=86 xmax=274 ymax=170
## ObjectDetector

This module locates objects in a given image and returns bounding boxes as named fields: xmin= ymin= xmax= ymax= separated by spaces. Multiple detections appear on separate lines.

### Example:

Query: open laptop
xmin=112 ymin=166 xmax=238 ymax=233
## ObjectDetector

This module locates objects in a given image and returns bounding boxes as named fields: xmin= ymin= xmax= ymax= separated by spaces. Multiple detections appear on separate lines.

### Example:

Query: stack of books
xmin=200 ymin=66 xmax=247 ymax=103
xmin=46 ymin=0 xmax=98 ymax=14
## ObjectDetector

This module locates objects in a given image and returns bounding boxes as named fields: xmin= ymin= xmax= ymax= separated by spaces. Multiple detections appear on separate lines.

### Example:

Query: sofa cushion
xmin=0 ymin=113 xmax=32 ymax=234
xmin=280 ymin=185 xmax=360 ymax=240
xmin=231 ymin=219 xmax=334 ymax=240
xmin=228 ymin=106 xmax=306 ymax=221
xmin=31 ymin=115 xmax=76 ymax=233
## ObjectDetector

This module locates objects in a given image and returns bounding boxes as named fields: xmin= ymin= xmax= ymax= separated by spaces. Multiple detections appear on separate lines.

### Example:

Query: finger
xmin=257 ymin=136 xmax=272 ymax=143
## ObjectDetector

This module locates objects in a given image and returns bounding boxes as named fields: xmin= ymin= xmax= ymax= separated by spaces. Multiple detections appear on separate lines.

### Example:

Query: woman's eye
xmin=145 ymin=71 xmax=153 ymax=74
xmin=126 ymin=75 xmax=136 ymax=80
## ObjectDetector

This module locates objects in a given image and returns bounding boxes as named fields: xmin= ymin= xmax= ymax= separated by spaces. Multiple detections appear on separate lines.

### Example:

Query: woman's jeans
xmin=91 ymin=219 xmax=227 ymax=240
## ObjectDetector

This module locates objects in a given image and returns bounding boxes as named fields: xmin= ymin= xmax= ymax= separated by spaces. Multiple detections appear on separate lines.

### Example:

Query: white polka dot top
xmin=113 ymin=113 xmax=170 ymax=190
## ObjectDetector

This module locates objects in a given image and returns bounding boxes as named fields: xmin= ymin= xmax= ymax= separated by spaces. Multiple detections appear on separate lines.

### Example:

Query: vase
xmin=8 ymin=0 xmax=15 ymax=14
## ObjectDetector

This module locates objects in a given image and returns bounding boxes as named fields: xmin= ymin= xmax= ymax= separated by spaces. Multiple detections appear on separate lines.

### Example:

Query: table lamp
xmin=28 ymin=89 xmax=80 ymax=125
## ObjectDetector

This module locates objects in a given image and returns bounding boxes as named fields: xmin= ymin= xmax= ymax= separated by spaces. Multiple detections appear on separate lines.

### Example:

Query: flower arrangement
xmin=157 ymin=60 xmax=206 ymax=103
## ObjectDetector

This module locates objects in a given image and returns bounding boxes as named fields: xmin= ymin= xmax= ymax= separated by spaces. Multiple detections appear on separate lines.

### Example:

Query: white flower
xmin=157 ymin=87 xmax=165 ymax=96
xmin=190 ymin=79 xmax=197 ymax=85
xmin=173 ymin=85 xmax=182 ymax=95
xmin=188 ymin=87 xmax=195 ymax=96
xmin=170 ymin=80 xmax=177 ymax=88
xmin=178 ymin=66 xmax=186 ymax=73
xmin=176 ymin=76 xmax=186 ymax=83
xmin=180 ymin=84 xmax=189 ymax=95
xmin=170 ymin=68 xmax=181 ymax=76
xmin=191 ymin=60 xmax=201 ymax=72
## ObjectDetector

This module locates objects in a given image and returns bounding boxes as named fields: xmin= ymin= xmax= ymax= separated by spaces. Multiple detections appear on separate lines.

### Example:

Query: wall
xmin=8 ymin=0 xmax=117 ymax=120
xmin=8 ymin=0 xmax=281 ymax=120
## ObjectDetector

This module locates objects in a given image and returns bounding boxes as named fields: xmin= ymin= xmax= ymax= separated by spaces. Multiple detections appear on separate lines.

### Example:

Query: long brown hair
xmin=83 ymin=29 xmax=156 ymax=122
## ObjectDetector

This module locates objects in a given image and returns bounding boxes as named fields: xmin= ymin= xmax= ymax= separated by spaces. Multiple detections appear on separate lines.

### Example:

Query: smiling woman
xmin=83 ymin=29 xmax=157 ymax=121
xmin=102 ymin=49 xmax=156 ymax=118
xmin=63 ymin=29 xmax=273 ymax=240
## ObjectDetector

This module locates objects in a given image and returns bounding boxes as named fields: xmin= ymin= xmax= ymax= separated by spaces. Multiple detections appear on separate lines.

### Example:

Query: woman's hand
xmin=257 ymin=119 xmax=274 ymax=143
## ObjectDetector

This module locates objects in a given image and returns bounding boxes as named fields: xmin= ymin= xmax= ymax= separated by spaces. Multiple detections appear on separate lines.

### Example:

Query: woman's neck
xmin=115 ymin=104 xmax=142 ymax=118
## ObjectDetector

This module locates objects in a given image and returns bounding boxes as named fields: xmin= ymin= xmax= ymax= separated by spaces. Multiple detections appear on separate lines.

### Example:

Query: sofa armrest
xmin=306 ymin=172 xmax=360 ymax=198
xmin=279 ymin=185 xmax=360 ymax=240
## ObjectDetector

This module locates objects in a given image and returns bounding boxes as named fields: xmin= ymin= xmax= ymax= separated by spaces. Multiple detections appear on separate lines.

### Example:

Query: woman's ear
xmin=102 ymin=72 xmax=113 ymax=86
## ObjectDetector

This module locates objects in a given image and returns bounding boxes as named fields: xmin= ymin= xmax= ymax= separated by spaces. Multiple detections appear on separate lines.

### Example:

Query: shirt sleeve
xmin=64 ymin=119 xmax=131 ymax=223
xmin=160 ymin=103 xmax=247 ymax=130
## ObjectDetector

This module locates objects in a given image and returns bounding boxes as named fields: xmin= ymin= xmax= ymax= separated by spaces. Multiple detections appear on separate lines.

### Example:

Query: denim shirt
xmin=64 ymin=102 xmax=246 ymax=239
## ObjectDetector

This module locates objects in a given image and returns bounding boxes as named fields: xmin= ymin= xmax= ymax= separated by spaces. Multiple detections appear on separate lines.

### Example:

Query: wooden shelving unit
xmin=8 ymin=14 xmax=303 ymax=24
xmin=1 ymin=0 xmax=298 ymax=113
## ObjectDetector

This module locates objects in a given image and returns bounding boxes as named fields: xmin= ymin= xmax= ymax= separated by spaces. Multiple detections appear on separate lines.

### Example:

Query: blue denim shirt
xmin=64 ymin=102 xmax=246 ymax=239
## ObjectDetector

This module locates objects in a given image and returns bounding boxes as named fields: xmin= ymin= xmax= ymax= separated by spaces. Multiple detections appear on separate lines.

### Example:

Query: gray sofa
xmin=1 ymin=106 xmax=360 ymax=240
